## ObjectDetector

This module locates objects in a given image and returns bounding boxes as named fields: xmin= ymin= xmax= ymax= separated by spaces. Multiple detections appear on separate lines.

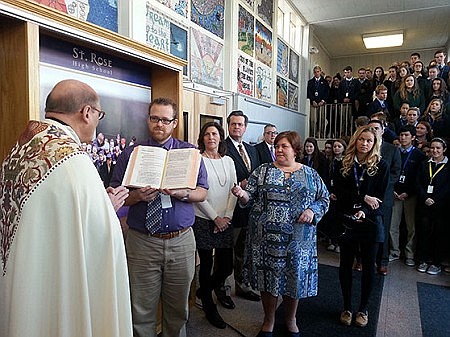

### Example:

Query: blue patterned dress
xmin=242 ymin=163 xmax=329 ymax=299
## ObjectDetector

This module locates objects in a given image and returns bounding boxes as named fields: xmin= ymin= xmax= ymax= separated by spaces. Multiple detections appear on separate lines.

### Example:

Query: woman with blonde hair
xmin=332 ymin=125 xmax=389 ymax=328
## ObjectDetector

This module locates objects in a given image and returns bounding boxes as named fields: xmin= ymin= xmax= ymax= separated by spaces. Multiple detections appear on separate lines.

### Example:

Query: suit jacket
xmin=255 ymin=141 xmax=274 ymax=164
xmin=380 ymin=141 xmax=401 ymax=207
xmin=226 ymin=137 xmax=260 ymax=227
xmin=307 ymin=76 xmax=329 ymax=103
xmin=98 ymin=162 xmax=115 ymax=188
xmin=368 ymin=99 xmax=389 ymax=118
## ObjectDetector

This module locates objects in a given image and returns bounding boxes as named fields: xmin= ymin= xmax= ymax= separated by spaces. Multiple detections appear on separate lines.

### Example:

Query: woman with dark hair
xmin=420 ymin=98 xmax=450 ymax=141
xmin=415 ymin=121 xmax=433 ymax=151
xmin=428 ymin=77 xmax=449 ymax=106
xmin=371 ymin=66 xmax=385 ymax=91
xmin=393 ymin=74 xmax=426 ymax=113
xmin=193 ymin=122 xmax=238 ymax=329
xmin=415 ymin=138 xmax=450 ymax=275
xmin=333 ymin=125 xmax=389 ymax=328
xmin=232 ymin=131 xmax=329 ymax=337
xmin=300 ymin=137 xmax=327 ymax=179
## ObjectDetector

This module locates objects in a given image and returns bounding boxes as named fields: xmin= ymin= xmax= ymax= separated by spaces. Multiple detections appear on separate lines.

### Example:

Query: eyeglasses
xmin=91 ymin=107 xmax=106 ymax=120
xmin=148 ymin=116 xmax=176 ymax=125
xmin=265 ymin=131 xmax=278 ymax=135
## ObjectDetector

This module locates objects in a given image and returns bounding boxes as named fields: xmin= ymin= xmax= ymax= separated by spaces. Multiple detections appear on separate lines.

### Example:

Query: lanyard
xmin=428 ymin=162 xmax=446 ymax=184
xmin=353 ymin=163 xmax=366 ymax=196
xmin=401 ymin=147 xmax=414 ymax=174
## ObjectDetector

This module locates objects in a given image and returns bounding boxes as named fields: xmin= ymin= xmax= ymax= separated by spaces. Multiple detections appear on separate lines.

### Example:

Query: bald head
xmin=45 ymin=79 xmax=99 ymax=115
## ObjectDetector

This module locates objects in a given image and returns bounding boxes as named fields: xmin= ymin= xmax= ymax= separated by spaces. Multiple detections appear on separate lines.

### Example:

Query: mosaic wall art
xmin=242 ymin=0 xmax=255 ymax=9
xmin=191 ymin=0 xmax=224 ymax=39
xmin=145 ymin=5 xmax=171 ymax=54
xmin=33 ymin=0 xmax=118 ymax=32
xmin=276 ymin=38 xmax=289 ymax=78
xmin=238 ymin=5 xmax=254 ymax=57
xmin=276 ymin=76 xmax=287 ymax=107
xmin=288 ymin=82 xmax=299 ymax=110
xmin=289 ymin=49 xmax=299 ymax=83
xmin=256 ymin=0 xmax=273 ymax=27
xmin=255 ymin=62 xmax=272 ymax=102
xmin=191 ymin=28 xmax=224 ymax=89
xmin=156 ymin=0 xmax=188 ymax=18
xmin=255 ymin=20 xmax=272 ymax=67
xmin=237 ymin=53 xmax=254 ymax=96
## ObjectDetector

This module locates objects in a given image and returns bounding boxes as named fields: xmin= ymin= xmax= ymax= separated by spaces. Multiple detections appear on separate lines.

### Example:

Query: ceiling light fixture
xmin=362 ymin=30 xmax=404 ymax=49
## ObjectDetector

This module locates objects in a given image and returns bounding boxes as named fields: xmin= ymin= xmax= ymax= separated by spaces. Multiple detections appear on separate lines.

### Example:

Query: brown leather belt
xmin=150 ymin=227 xmax=190 ymax=239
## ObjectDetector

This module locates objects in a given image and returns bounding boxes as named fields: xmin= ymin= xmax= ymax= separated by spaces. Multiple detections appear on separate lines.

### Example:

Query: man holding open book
xmin=110 ymin=97 xmax=208 ymax=337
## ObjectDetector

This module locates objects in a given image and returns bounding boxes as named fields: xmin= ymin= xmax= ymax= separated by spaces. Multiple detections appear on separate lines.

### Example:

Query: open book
xmin=122 ymin=145 xmax=201 ymax=189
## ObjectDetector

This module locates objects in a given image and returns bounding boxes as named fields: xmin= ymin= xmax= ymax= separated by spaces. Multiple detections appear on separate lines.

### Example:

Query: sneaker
xmin=388 ymin=254 xmax=400 ymax=262
xmin=340 ymin=310 xmax=352 ymax=326
xmin=426 ymin=265 xmax=441 ymax=275
xmin=417 ymin=262 xmax=429 ymax=273
xmin=327 ymin=244 xmax=336 ymax=251
xmin=405 ymin=258 xmax=415 ymax=267
xmin=334 ymin=245 xmax=340 ymax=253
xmin=354 ymin=311 xmax=368 ymax=327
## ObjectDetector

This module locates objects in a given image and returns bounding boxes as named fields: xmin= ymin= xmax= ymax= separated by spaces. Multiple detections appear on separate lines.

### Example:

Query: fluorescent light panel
xmin=362 ymin=31 xmax=404 ymax=49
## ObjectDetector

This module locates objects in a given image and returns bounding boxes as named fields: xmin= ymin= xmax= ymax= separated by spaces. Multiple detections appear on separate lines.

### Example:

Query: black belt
xmin=130 ymin=227 xmax=190 ymax=239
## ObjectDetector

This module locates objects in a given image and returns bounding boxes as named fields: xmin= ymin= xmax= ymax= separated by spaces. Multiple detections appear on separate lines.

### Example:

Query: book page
xmin=122 ymin=146 xmax=167 ymax=188
xmin=161 ymin=148 xmax=201 ymax=189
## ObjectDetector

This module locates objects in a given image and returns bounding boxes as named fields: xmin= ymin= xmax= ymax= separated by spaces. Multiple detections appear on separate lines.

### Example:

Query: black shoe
xmin=256 ymin=331 xmax=273 ymax=337
xmin=205 ymin=307 xmax=226 ymax=329
xmin=217 ymin=294 xmax=235 ymax=309
xmin=236 ymin=288 xmax=261 ymax=301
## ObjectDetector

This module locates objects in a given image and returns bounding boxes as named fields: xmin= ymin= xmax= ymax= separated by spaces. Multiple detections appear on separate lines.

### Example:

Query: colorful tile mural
xmin=277 ymin=38 xmax=289 ymax=78
xmin=156 ymin=0 xmax=188 ymax=18
xmin=256 ymin=0 xmax=273 ymax=27
xmin=289 ymin=49 xmax=299 ymax=83
xmin=276 ymin=76 xmax=287 ymax=107
xmin=255 ymin=62 xmax=272 ymax=102
xmin=242 ymin=0 xmax=255 ymax=9
xmin=191 ymin=0 xmax=224 ymax=39
xmin=288 ymin=82 xmax=299 ymax=110
xmin=191 ymin=28 xmax=224 ymax=89
xmin=237 ymin=53 xmax=254 ymax=96
xmin=238 ymin=5 xmax=254 ymax=57
xmin=255 ymin=20 xmax=272 ymax=67
xmin=33 ymin=0 xmax=118 ymax=32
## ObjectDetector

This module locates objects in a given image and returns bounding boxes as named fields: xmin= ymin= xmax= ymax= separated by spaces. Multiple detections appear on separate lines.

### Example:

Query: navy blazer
xmin=307 ymin=76 xmax=329 ymax=103
xmin=255 ymin=141 xmax=274 ymax=164
xmin=368 ymin=99 xmax=390 ymax=118
xmin=226 ymin=137 xmax=260 ymax=228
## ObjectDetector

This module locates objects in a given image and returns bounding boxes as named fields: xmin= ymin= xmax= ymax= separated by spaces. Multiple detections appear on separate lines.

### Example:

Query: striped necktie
xmin=145 ymin=193 xmax=162 ymax=234
xmin=238 ymin=143 xmax=251 ymax=171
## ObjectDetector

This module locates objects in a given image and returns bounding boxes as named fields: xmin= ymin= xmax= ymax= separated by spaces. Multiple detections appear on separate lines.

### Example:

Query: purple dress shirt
xmin=110 ymin=137 xmax=208 ymax=233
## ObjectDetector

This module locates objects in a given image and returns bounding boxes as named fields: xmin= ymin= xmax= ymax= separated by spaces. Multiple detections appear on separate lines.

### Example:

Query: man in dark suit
xmin=307 ymin=66 xmax=329 ymax=138
xmin=255 ymin=123 xmax=277 ymax=164
xmin=225 ymin=110 xmax=260 ymax=302
xmin=338 ymin=65 xmax=361 ymax=118
xmin=368 ymin=119 xmax=401 ymax=276
xmin=356 ymin=67 xmax=373 ymax=118
xmin=98 ymin=154 xmax=115 ymax=188
xmin=368 ymin=84 xmax=390 ymax=118
xmin=434 ymin=50 xmax=449 ymax=82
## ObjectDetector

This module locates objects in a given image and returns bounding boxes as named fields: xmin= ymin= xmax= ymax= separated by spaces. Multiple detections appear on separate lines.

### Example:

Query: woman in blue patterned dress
xmin=231 ymin=131 xmax=330 ymax=337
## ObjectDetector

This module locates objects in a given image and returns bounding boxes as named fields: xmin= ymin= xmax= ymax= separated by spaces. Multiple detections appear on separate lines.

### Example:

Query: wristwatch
xmin=181 ymin=190 xmax=190 ymax=202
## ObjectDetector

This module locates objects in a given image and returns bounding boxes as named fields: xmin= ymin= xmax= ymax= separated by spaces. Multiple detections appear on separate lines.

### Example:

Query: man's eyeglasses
xmin=148 ymin=116 xmax=176 ymax=125
xmin=91 ymin=107 xmax=106 ymax=120
xmin=265 ymin=131 xmax=278 ymax=135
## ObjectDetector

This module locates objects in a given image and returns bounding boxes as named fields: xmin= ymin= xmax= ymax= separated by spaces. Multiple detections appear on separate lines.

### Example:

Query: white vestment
xmin=0 ymin=120 xmax=132 ymax=337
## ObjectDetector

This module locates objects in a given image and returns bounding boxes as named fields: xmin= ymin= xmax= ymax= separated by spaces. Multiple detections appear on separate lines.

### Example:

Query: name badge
xmin=345 ymin=92 xmax=349 ymax=97
xmin=330 ymin=179 xmax=334 ymax=187
xmin=427 ymin=185 xmax=434 ymax=194
xmin=399 ymin=175 xmax=406 ymax=183
xmin=315 ymin=91 xmax=318 ymax=96
xmin=353 ymin=203 xmax=362 ymax=209
xmin=161 ymin=194 xmax=172 ymax=209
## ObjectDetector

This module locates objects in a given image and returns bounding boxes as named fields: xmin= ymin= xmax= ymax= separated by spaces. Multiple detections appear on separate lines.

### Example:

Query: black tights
xmin=339 ymin=236 xmax=377 ymax=312
xmin=197 ymin=248 xmax=233 ymax=307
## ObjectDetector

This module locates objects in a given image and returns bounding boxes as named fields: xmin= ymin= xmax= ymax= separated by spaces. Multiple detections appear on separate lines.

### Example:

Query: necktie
xmin=238 ymin=143 xmax=251 ymax=171
xmin=145 ymin=193 xmax=162 ymax=234
xmin=270 ymin=145 xmax=275 ymax=160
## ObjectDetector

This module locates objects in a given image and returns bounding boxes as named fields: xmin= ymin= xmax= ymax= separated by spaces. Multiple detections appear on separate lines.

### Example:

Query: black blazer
xmin=255 ymin=141 xmax=274 ymax=164
xmin=226 ymin=137 xmax=260 ymax=228
xmin=380 ymin=141 xmax=401 ymax=206
xmin=307 ymin=76 xmax=329 ymax=103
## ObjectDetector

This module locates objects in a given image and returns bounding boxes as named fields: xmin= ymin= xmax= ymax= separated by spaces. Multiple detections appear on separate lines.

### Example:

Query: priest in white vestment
xmin=0 ymin=79 xmax=132 ymax=337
